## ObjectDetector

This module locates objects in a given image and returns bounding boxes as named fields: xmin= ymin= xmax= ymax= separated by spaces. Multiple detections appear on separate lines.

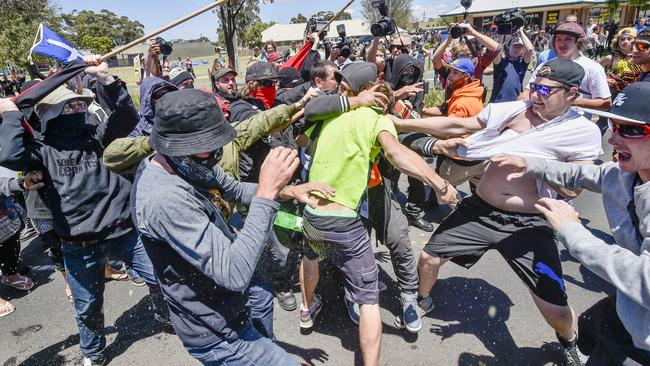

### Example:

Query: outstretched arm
xmin=389 ymin=114 xmax=485 ymax=138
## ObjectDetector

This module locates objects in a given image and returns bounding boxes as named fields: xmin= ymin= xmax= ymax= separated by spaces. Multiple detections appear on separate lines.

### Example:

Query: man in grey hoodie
xmin=493 ymin=82 xmax=650 ymax=365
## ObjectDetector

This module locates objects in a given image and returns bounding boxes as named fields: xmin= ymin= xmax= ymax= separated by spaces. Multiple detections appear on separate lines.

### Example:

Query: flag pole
xmin=100 ymin=0 xmax=227 ymax=61
xmin=28 ymin=23 xmax=44 ymax=61
xmin=317 ymin=0 xmax=356 ymax=38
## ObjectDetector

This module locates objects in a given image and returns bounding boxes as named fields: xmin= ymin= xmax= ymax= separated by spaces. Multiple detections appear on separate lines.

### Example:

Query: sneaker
xmin=557 ymin=332 xmax=584 ymax=366
xmin=126 ymin=268 xmax=146 ymax=287
xmin=400 ymin=291 xmax=422 ymax=333
xmin=345 ymin=298 xmax=360 ymax=325
xmin=394 ymin=294 xmax=434 ymax=330
xmin=276 ymin=291 xmax=297 ymax=311
xmin=82 ymin=355 xmax=106 ymax=366
xmin=299 ymin=294 xmax=322 ymax=329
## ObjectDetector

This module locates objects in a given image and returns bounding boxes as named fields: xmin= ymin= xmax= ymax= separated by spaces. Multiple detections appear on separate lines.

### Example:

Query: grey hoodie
xmin=525 ymin=158 xmax=650 ymax=352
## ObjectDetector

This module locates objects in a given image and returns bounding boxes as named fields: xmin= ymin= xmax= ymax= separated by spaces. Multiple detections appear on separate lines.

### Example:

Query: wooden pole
xmin=100 ymin=0 xmax=226 ymax=61
xmin=317 ymin=0 xmax=356 ymax=37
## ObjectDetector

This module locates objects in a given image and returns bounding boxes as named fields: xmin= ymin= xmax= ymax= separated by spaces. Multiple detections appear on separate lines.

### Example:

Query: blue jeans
xmin=62 ymin=230 xmax=163 ymax=359
xmin=247 ymin=272 xmax=275 ymax=340
xmin=186 ymin=321 xmax=300 ymax=366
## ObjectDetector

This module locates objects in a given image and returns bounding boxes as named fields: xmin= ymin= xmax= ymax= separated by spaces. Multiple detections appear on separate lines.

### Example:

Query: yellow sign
xmin=547 ymin=11 xmax=559 ymax=25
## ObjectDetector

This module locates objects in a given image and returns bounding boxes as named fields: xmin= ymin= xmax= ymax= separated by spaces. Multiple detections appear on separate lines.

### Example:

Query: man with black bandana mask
xmin=132 ymin=89 xmax=334 ymax=365
xmin=0 ymin=55 xmax=166 ymax=366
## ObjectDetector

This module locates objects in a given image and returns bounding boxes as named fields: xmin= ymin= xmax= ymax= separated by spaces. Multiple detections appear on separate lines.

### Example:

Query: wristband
xmin=434 ymin=180 xmax=450 ymax=195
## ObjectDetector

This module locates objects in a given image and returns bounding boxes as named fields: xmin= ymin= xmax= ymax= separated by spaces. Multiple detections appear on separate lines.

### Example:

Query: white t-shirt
xmin=457 ymin=100 xmax=603 ymax=198
xmin=526 ymin=55 xmax=611 ymax=119
xmin=458 ymin=100 xmax=602 ymax=161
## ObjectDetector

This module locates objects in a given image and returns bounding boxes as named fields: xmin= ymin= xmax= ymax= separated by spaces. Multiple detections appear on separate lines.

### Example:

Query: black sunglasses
xmin=259 ymin=79 xmax=277 ymax=87
xmin=609 ymin=120 xmax=650 ymax=138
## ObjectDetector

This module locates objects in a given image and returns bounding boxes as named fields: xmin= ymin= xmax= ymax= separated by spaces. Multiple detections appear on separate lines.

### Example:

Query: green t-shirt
xmin=307 ymin=107 xmax=397 ymax=210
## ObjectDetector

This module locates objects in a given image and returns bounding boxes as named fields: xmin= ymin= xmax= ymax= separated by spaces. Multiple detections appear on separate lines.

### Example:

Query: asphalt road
xmin=0 ymin=129 xmax=616 ymax=366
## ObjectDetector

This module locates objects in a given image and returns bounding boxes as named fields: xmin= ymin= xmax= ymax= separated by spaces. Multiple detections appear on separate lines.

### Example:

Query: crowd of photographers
xmin=1 ymin=3 xmax=650 ymax=365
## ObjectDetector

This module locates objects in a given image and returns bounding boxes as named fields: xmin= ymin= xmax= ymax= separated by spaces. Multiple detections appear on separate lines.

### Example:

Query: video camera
xmin=336 ymin=24 xmax=352 ymax=59
xmin=370 ymin=0 xmax=397 ymax=37
xmin=493 ymin=8 xmax=528 ymax=35
xmin=306 ymin=18 xmax=330 ymax=40
xmin=155 ymin=37 xmax=173 ymax=56
xmin=449 ymin=0 xmax=472 ymax=39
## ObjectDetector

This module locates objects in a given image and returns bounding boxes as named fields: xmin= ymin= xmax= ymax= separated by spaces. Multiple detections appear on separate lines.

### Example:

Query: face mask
xmin=397 ymin=73 xmax=416 ymax=90
xmin=251 ymin=85 xmax=276 ymax=109
xmin=190 ymin=148 xmax=223 ymax=171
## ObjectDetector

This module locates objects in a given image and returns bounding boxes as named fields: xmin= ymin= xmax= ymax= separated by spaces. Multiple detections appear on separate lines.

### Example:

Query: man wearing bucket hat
xmin=0 ymin=55 xmax=165 ymax=366
xmin=492 ymin=81 xmax=650 ymax=365
xmin=132 ymin=88 xmax=333 ymax=365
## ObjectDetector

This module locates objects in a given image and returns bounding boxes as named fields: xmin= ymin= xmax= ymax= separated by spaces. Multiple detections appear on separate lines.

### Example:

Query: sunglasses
xmin=633 ymin=40 xmax=650 ymax=52
xmin=259 ymin=79 xmax=277 ymax=87
xmin=529 ymin=82 xmax=568 ymax=97
xmin=609 ymin=120 xmax=650 ymax=138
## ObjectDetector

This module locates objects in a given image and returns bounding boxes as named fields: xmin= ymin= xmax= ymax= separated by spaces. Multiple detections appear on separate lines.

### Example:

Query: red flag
xmin=281 ymin=40 xmax=313 ymax=71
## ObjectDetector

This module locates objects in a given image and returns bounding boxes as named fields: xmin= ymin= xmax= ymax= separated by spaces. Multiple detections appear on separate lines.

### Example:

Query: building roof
xmin=262 ymin=19 xmax=406 ymax=43
xmin=441 ymin=0 xmax=612 ymax=16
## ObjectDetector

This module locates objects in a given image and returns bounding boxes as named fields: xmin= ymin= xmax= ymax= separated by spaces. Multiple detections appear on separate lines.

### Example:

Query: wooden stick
xmin=100 ymin=0 xmax=226 ymax=61
xmin=317 ymin=0 xmax=356 ymax=37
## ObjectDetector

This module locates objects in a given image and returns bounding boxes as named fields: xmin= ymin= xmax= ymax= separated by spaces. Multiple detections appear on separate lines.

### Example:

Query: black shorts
xmin=424 ymin=194 xmax=568 ymax=306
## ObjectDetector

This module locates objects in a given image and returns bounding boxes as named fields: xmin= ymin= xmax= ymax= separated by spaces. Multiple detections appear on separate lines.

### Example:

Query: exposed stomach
xmin=476 ymin=163 xmax=542 ymax=214
xmin=313 ymin=198 xmax=357 ymax=213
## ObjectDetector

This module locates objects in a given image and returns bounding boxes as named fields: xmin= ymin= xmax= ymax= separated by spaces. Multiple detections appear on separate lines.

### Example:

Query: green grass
xmin=424 ymin=87 xmax=492 ymax=108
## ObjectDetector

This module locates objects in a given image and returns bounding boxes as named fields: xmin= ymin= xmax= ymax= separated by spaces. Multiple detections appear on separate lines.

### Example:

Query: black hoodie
xmin=0 ymin=80 xmax=139 ymax=242
xmin=387 ymin=54 xmax=425 ymax=114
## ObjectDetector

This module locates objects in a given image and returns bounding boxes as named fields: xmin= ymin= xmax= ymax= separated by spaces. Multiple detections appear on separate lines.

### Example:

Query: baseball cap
xmin=582 ymin=83 xmax=650 ymax=125
xmin=213 ymin=67 xmax=237 ymax=80
xmin=535 ymin=58 xmax=585 ymax=88
xmin=553 ymin=22 xmax=585 ymax=39
xmin=335 ymin=62 xmax=377 ymax=94
xmin=510 ymin=37 xmax=524 ymax=46
xmin=245 ymin=62 xmax=279 ymax=82
xmin=445 ymin=58 xmax=475 ymax=76
xmin=169 ymin=68 xmax=194 ymax=86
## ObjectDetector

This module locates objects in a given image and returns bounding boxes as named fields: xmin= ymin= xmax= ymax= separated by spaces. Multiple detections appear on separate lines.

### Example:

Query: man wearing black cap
xmin=132 ymin=88 xmax=333 ymax=365
xmin=524 ymin=22 xmax=612 ymax=116
xmin=493 ymin=81 xmax=650 ymax=365
xmin=393 ymin=59 xmax=603 ymax=365
xmin=299 ymin=62 xmax=458 ymax=365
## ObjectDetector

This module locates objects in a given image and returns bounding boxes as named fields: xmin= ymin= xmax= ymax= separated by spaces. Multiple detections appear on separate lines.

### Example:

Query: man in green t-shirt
xmin=299 ymin=62 xmax=459 ymax=366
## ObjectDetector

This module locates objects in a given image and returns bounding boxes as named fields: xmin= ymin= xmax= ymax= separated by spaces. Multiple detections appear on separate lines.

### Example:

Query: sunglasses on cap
xmin=633 ymin=40 xmax=650 ymax=52
xmin=529 ymin=82 xmax=568 ymax=97
xmin=258 ymin=79 xmax=277 ymax=87
xmin=609 ymin=120 xmax=650 ymax=138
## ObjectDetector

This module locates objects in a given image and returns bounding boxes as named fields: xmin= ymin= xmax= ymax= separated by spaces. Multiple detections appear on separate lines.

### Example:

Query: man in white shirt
xmin=392 ymin=59 xmax=602 ymax=366
xmin=522 ymin=22 xmax=612 ymax=118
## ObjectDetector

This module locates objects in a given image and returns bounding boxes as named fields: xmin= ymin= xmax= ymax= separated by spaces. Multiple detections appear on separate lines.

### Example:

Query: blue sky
xmin=55 ymin=0 xmax=457 ymax=41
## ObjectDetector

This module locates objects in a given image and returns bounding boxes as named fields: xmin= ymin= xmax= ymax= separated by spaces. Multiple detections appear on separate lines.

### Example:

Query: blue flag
xmin=29 ymin=24 xmax=84 ymax=64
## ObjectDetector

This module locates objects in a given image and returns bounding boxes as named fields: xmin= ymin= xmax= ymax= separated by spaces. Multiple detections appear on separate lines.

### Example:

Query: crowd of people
xmin=0 ymin=12 xmax=649 ymax=366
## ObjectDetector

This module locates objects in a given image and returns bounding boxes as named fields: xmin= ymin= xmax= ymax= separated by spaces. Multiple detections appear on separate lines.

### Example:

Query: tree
xmin=61 ymin=9 xmax=144 ymax=49
xmin=245 ymin=21 xmax=276 ymax=49
xmin=82 ymin=35 xmax=114 ymax=55
xmin=362 ymin=0 xmax=413 ymax=30
xmin=291 ymin=13 xmax=308 ymax=24
xmin=311 ymin=10 xmax=353 ymax=21
xmin=0 ymin=0 xmax=61 ymax=68
xmin=215 ymin=0 xmax=273 ymax=69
